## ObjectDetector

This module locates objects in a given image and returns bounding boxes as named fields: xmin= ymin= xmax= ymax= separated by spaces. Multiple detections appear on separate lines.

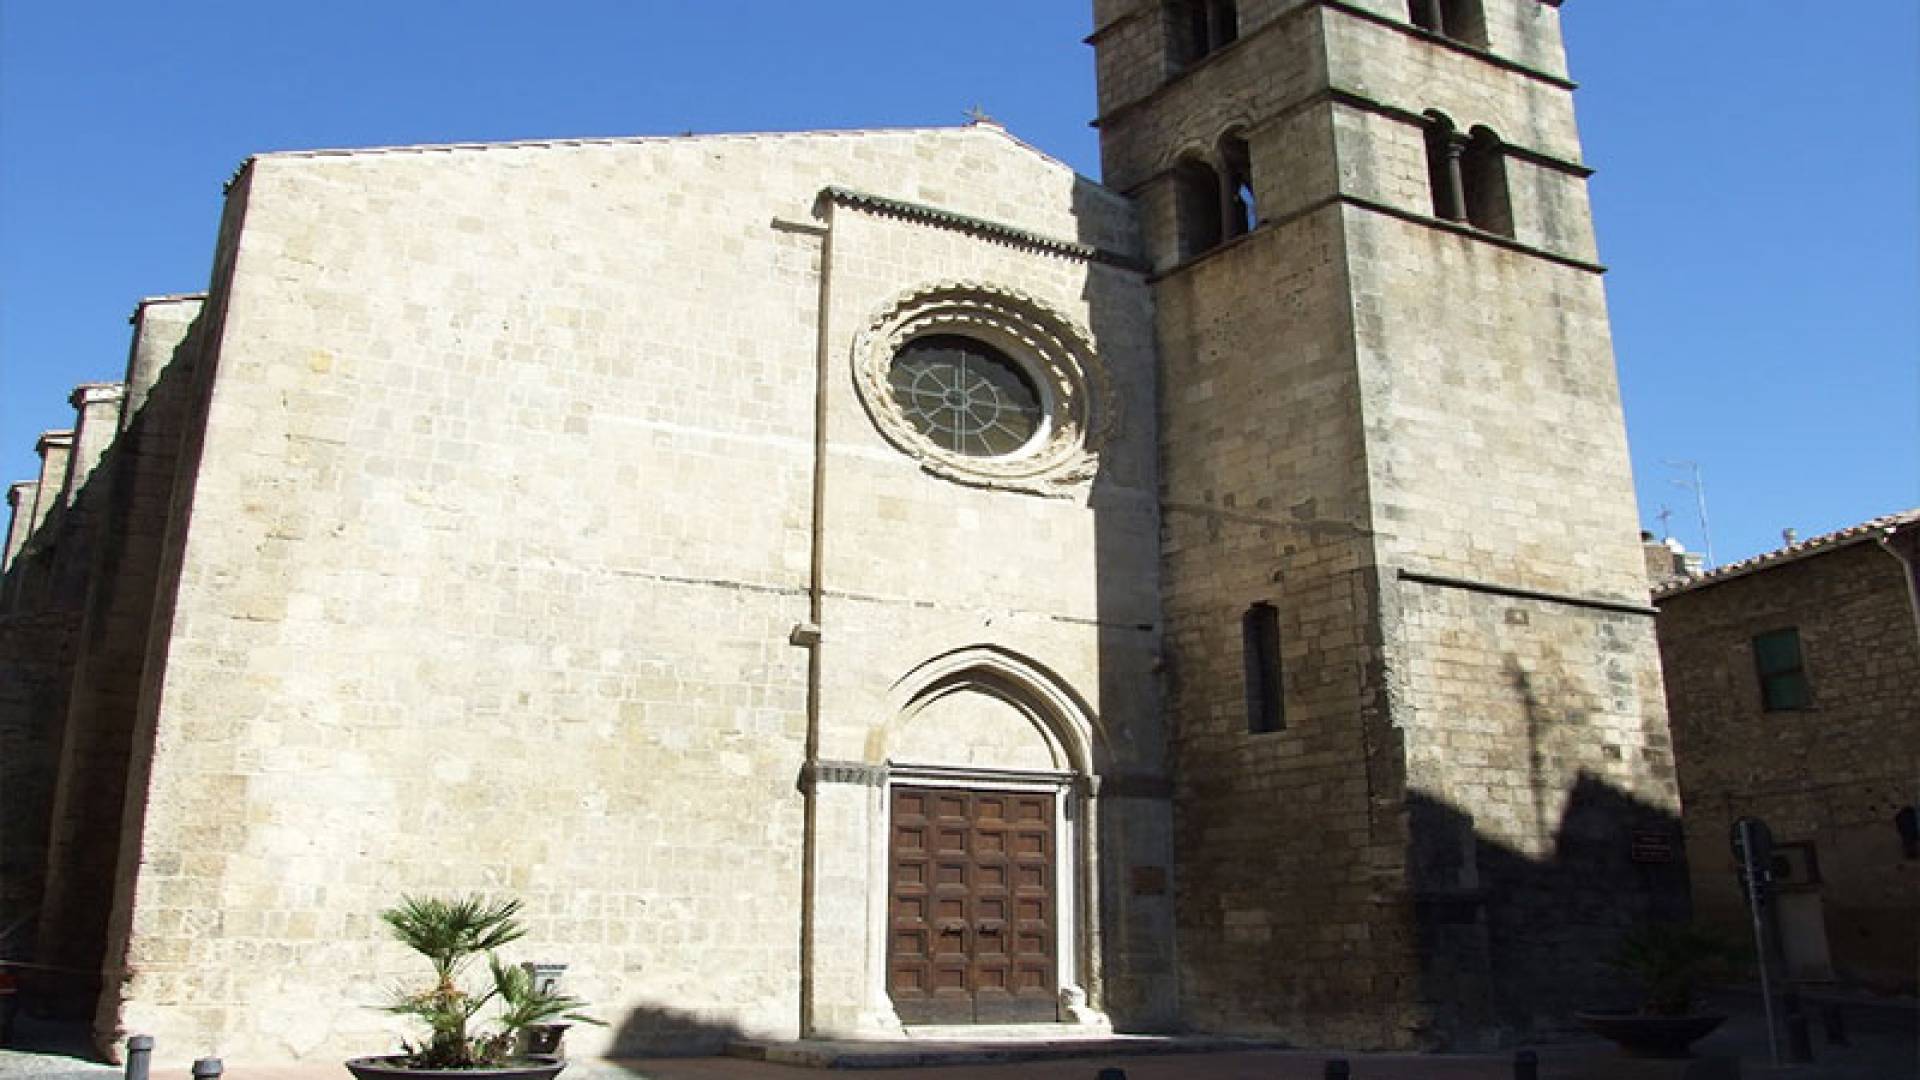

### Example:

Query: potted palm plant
xmin=346 ymin=895 xmax=600 ymax=1080
xmin=1575 ymin=921 xmax=1742 ymax=1059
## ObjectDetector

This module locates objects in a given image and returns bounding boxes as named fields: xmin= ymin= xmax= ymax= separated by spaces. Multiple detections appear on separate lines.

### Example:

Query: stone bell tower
xmin=1091 ymin=0 xmax=1687 ymax=1048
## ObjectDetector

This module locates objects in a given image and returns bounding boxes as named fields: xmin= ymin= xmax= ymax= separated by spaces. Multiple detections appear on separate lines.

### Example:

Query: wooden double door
xmin=887 ymin=785 xmax=1059 ymax=1024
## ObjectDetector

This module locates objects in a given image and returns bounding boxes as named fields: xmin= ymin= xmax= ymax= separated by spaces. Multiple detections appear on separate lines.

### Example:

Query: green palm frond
xmin=380 ymin=894 xmax=527 ymax=984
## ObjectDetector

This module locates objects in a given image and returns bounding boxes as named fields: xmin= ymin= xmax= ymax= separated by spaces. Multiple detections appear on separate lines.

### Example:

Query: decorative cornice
xmin=1321 ymin=1 xmax=1577 ymax=90
xmin=69 ymin=383 xmax=128 ymax=409
xmin=1398 ymin=568 xmax=1658 ymax=617
xmin=1148 ymin=192 xmax=1606 ymax=282
xmin=1340 ymin=194 xmax=1606 ymax=273
xmin=821 ymin=187 xmax=1147 ymax=272
xmin=223 ymin=156 xmax=256 ymax=196
xmin=1325 ymin=89 xmax=1591 ymax=178
xmin=1121 ymin=85 xmax=1589 ymax=199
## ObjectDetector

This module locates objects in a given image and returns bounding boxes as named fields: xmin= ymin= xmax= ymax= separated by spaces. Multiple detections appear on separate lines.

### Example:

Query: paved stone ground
xmin=4 ymin=991 xmax=1912 ymax=1079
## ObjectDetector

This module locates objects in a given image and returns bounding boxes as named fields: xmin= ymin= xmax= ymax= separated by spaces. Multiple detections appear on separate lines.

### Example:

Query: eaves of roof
xmin=1654 ymin=508 xmax=1920 ymax=600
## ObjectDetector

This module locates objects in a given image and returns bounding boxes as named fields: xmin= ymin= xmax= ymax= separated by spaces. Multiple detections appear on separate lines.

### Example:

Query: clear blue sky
xmin=2 ymin=2 xmax=1915 ymax=567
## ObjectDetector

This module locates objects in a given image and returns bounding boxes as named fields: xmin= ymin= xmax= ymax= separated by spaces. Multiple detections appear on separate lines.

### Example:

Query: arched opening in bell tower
xmin=1173 ymin=156 xmax=1225 ymax=258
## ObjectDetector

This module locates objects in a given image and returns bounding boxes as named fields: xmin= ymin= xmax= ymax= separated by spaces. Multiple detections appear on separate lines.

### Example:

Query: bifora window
xmin=889 ymin=335 xmax=1044 ymax=458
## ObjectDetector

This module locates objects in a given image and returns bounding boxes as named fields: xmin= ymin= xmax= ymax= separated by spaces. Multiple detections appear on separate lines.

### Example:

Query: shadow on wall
xmin=1073 ymin=171 xmax=1183 ymax=1029
xmin=1408 ymin=659 xmax=1692 ymax=1048
xmin=0 ymin=315 xmax=206 ymax=1021
xmin=607 ymin=1002 xmax=745 ymax=1059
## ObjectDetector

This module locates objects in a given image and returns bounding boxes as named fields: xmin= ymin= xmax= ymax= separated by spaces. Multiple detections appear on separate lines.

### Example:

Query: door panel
xmin=888 ymin=785 xmax=1059 ymax=1024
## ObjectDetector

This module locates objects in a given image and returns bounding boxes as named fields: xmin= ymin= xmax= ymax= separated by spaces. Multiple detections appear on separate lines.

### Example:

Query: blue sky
xmin=1 ymin=2 xmax=1914 ymax=567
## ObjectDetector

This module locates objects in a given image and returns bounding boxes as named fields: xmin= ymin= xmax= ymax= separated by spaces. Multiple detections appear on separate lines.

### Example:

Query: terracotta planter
xmin=344 ymin=1054 xmax=565 ymax=1080
xmin=1574 ymin=1009 xmax=1727 ymax=1059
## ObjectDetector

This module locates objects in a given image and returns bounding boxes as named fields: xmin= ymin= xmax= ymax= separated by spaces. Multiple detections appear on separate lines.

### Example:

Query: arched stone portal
xmin=800 ymin=647 xmax=1109 ymax=1037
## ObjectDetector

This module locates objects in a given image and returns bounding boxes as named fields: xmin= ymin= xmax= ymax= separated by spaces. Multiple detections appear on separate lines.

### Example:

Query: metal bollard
xmin=1513 ymin=1048 xmax=1539 ymax=1080
xmin=191 ymin=1058 xmax=223 ymax=1079
xmin=1324 ymin=1059 xmax=1351 ymax=1080
xmin=124 ymin=1035 xmax=154 ymax=1080
xmin=1822 ymin=1003 xmax=1848 ymax=1045
xmin=1096 ymin=1069 xmax=1128 ymax=1080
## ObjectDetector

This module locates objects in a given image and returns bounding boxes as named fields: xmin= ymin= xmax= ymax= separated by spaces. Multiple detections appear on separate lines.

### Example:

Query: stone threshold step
xmin=727 ymin=1033 xmax=1290 ymax=1069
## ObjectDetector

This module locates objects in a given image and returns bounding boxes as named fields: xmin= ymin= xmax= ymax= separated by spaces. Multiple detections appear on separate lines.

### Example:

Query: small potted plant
xmin=1576 ymin=921 xmax=1742 ymax=1059
xmin=346 ymin=895 xmax=601 ymax=1080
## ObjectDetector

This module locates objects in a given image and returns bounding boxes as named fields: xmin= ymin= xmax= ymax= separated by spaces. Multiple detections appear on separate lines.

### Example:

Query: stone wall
xmin=97 ymin=124 xmax=1169 ymax=1063
xmin=0 ymin=425 xmax=88 ymax=1003
xmin=1151 ymin=209 xmax=1414 ymax=1046
xmin=1658 ymin=535 xmax=1920 ymax=992
xmin=1093 ymin=0 xmax=1680 ymax=1049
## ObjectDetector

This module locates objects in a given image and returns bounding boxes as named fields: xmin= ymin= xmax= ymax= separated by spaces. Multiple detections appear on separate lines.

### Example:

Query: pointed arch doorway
xmin=871 ymin=647 xmax=1103 ymax=1029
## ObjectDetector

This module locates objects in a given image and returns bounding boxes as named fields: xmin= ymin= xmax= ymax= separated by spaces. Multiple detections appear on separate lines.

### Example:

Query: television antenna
xmin=1664 ymin=460 xmax=1714 ymax=569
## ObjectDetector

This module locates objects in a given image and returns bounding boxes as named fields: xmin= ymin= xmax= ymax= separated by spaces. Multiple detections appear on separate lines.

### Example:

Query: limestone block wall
xmin=1152 ymin=210 xmax=1425 ymax=1046
xmin=807 ymin=198 xmax=1172 ymax=1029
xmin=1092 ymin=0 xmax=1677 ymax=1049
xmin=1347 ymin=216 xmax=1643 ymax=599
xmin=1658 ymin=539 xmax=1920 ymax=991
xmin=1341 ymin=98 xmax=1678 ymax=1044
xmin=1393 ymin=586 xmax=1684 ymax=1034
xmin=103 ymin=124 xmax=1163 ymax=1063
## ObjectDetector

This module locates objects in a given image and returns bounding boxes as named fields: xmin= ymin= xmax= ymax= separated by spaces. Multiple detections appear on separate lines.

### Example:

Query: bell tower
xmin=1092 ymin=0 xmax=1686 ymax=1048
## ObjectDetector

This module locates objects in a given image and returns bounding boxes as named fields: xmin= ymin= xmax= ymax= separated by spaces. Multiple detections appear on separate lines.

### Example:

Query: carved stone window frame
xmin=853 ymin=282 xmax=1117 ymax=496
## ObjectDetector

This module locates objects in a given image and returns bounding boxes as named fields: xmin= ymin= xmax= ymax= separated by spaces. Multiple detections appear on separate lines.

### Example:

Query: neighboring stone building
xmin=1654 ymin=510 xmax=1920 ymax=994
xmin=1 ymin=0 xmax=1685 ymax=1065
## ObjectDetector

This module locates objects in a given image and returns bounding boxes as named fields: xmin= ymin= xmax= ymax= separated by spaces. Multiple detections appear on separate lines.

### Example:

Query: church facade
xmin=1 ymin=0 xmax=1686 ymax=1064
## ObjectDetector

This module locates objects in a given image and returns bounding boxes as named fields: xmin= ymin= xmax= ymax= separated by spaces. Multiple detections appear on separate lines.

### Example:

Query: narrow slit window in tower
xmin=1243 ymin=603 xmax=1285 ymax=734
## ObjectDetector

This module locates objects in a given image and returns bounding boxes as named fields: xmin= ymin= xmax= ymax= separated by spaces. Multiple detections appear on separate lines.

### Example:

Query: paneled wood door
xmin=888 ymin=785 xmax=1058 ymax=1024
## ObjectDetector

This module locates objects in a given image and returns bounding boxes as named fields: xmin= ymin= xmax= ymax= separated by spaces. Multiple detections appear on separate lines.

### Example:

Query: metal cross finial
xmin=1655 ymin=505 xmax=1674 ymax=539
xmin=964 ymin=104 xmax=996 ymax=125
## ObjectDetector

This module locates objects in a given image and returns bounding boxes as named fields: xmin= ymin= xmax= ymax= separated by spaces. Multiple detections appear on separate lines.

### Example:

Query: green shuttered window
xmin=1752 ymin=627 xmax=1812 ymax=712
